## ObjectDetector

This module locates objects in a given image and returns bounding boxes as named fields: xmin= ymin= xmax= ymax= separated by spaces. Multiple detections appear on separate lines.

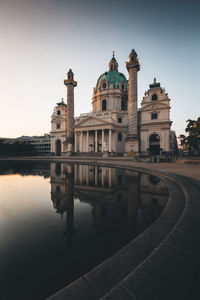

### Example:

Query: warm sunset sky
xmin=0 ymin=0 xmax=199 ymax=138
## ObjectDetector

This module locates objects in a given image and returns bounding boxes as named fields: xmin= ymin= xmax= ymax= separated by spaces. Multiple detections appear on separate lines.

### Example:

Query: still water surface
xmin=0 ymin=161 xmax=168 ymax=300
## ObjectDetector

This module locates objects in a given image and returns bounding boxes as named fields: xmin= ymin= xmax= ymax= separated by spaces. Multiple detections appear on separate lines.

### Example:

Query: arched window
xmin=102 ymin=99 xmax=107 ymax=111
xmin=57 ymin=110 xmax=61 ymax=115
xmin=121 ymin=83 xmax=124 ymax=91
xmin=131 ymin=56 xmax=134 ymax=62
xmin=149 ymin=134 xmax=160 ymax=143
xmin=114 ymin=65 xmax=116 ymax=70
xmin=121 ymin=100 xmax=127 ymax=110
xmin=102 ymin=82 xmax=106 ymax=89
xmin=151 ymin=113 xmax=158 ymax=120
xmin=149 ymin=134 xmax=160 ymax=155
xmin=111 ymin=65 xmax=113 ymax=71
xmin=55 ymin=141 xmax=61 ymax=156
xmin=118 ymin=117 xmax=122 ymax=123
xmin=118 ymin=132 xmax=122 ymax=141
xmin=152 ymin=94 xmax=158 ymax=101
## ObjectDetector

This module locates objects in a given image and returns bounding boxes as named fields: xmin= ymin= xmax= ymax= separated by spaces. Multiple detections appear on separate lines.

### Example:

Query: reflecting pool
xmin=0 ymin=161 xmax=168 ymax=300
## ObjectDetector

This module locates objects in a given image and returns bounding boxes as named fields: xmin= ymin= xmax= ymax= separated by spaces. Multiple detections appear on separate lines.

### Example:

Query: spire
xmin=109 ymin=51 xmax=118 ymax=71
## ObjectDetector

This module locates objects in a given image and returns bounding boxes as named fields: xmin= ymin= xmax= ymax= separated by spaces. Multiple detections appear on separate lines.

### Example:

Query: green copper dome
xmin=95 ymin=70 xmax=128 ymax=91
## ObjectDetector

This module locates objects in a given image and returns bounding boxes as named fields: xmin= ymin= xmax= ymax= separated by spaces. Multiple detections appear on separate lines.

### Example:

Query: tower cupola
xmin=109 ymin=51 xmax=118 ymax=71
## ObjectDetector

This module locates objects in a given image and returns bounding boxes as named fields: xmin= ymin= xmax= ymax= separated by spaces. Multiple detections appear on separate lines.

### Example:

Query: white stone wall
xmin=140 ymin=84 xmax=172 ymax=153
xmin=51 ymin=135 xmax=66 ymax=153
xmin=50 ymin=104 xmax=67 ymax=154
xmin=92 ymin=87 xmax=128 ymax=113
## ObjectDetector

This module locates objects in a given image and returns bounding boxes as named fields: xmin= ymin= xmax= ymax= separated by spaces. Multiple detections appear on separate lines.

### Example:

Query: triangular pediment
xmin=75 ymin=116 xmax=113 ymax=128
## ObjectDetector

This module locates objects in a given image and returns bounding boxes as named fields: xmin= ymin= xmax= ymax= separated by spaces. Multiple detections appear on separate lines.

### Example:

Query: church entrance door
xmin=56 ymin=139 xmax=61 ymax=156
xmin=149 ymin=134 xmax=160 ymax=155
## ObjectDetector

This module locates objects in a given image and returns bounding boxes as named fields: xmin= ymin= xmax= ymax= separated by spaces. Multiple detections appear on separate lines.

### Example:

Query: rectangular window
xmin=57 ymin=124 xmax=60 ymax=129
xmin=118 ymin=117 xmax=122 ymax=123
xmin=151 ymin=113 xmax=158 ymax=120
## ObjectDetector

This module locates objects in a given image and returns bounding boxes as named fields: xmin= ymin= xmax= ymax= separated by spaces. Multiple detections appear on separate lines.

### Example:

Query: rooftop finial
xmin=67 ymin=68 xmax=74 ymax=80
xmin=112 ymin=51 xmax=115 ymax=58
xmin=61 ymin=97 xmax=64 ymax=103
xmin=154 ymin=77 xmax=156 ymax=83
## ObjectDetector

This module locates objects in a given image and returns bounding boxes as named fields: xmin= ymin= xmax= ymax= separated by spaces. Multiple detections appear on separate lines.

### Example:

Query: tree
xmin=185 ymin=118 xmax=200 ymax=155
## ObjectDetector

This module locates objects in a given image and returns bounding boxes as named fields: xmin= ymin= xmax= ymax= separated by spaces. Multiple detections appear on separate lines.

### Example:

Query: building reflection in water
xmin=50 ymin=163 xmax=168 ymax=245
xmin=50 ymin=163 xmax=75 ymax=245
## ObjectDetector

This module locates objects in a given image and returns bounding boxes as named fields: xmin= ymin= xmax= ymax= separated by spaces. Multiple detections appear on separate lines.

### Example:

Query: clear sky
xmin=0 ymin=0 xmax=199 ymax=138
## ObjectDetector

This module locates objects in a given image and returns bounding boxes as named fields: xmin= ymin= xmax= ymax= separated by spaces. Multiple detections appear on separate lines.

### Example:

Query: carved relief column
xmin=109 ymin=129 xmax=112 ymax=152
xmin=101 ymin=130 xmax=104 ymax=152
xmin=125 ymin=49 xmax=140 ymax=153
xmin=64 ymin=69 xmax=77 ymax=152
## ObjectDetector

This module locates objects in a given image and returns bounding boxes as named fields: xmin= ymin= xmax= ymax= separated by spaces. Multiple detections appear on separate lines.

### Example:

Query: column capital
xmin=64 ymin=79 xmax=77 ymax=87
xmin=64 ymin=69 xmax=77 ymax=87
xmin=126 ymin=49 xmax=140 ymax=72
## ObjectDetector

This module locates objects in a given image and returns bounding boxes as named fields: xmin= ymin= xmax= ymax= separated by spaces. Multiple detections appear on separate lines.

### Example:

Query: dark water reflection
xmin=0 ymin=161 xmax=168 ymax=300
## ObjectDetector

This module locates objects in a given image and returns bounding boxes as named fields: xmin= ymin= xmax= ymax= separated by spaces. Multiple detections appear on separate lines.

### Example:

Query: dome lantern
xmin=109 ymin=51 xmax=118 ymax=71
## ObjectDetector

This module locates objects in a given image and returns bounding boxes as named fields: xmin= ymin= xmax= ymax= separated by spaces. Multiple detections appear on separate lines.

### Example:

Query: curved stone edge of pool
xmin=43 ymin=160 xmax=200 ymax=300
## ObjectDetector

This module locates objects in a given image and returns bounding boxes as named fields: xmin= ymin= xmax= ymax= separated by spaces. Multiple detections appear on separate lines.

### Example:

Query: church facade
xmin=50 ymin=49 xmax=173 ymax=156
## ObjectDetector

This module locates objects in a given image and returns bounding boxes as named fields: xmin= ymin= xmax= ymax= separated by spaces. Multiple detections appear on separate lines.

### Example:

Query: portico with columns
xmin=75 ymin=120 xmax=117 ymax=153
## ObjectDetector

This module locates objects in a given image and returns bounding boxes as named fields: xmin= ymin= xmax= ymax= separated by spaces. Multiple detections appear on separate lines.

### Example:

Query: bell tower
xmin=125 ymin=49 xmax=140 ymax=153
xmin=64 ymin=69 xmax=77 ymax=154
